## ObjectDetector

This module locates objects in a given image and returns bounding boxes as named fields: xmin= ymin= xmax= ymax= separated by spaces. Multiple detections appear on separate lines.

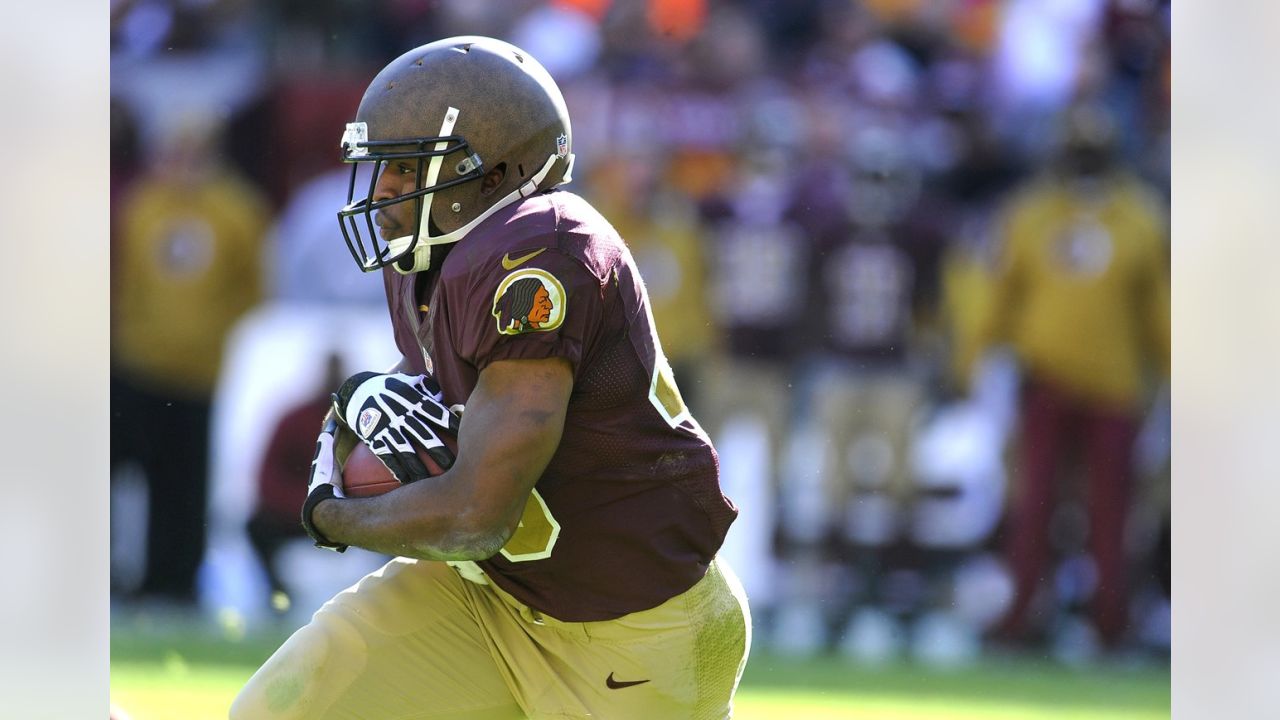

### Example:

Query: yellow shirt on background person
xmin=984 ymin=173 xmax=1169 ymax=410
xmin=114 ymin=170 xmax=267 ymax=399
xmin=942 ymin=241 xmax=1000 ymax=393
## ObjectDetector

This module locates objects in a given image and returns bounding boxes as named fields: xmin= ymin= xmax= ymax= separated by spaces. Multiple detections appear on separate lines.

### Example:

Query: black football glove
xmin=301 ymin=417 xmax=348 ymax=552
xmin=332 ymin=371 xmax=461 ymax=484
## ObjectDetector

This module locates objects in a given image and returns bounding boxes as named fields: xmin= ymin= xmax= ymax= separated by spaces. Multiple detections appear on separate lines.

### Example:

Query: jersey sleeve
xmin=451 ymin=247 xmax=605 ymax=378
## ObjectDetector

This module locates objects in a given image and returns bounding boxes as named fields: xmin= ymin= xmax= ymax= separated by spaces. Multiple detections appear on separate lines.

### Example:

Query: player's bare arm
xmin=311 ymin=355 xmax=572 ymax=561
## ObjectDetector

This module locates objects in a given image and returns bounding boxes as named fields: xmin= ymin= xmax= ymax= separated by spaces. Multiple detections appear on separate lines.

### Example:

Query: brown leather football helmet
xmin=337 ymin=36 xmax=574 ymax=273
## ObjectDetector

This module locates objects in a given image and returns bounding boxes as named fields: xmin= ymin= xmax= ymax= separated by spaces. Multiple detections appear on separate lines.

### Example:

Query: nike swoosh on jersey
xmin=605 ymin=672 xmax=651 ymax=690
xmin=501 ymin=248 xmax=547 ymax=270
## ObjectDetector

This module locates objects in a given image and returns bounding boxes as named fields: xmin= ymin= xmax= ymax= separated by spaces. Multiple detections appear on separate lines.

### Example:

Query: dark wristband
xmin=301 ymin=485 xmax=348 ymax=553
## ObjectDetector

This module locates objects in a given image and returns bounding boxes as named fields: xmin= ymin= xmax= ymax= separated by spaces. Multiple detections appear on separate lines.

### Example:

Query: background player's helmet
xmin=1053 ymin=103 xmax=1117 ymax=179
xmin=337 ymin=36 xmax=575 ymax=274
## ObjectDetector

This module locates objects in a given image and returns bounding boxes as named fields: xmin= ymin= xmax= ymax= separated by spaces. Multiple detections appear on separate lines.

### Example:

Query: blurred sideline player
xmin=982 ymin=103 xmax=1169 ymax=648
xmin=794 ymin=125 xmax=942 ymax=560
xmin=694 ymin=148 xmax=806 ymax=641
xmin=112 ymin=119 xmax=267 ymax=603
xmin=244 ymin=351 xmax=348 ymax=607
xmin=232 ymin=36 xmax=749 ymax=719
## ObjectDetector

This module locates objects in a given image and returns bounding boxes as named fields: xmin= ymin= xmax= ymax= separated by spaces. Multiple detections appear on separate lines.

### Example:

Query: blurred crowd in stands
xmin=110 ymin=0 xmax=1170 ymax=665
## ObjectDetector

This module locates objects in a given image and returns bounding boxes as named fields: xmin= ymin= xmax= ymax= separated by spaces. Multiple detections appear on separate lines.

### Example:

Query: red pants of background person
xmin=998 ymin=378 xmax=1140 ymax=646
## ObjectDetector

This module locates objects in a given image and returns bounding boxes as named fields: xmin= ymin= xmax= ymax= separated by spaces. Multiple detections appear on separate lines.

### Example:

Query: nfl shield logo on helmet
xmin=555 ymin=133 xmax=569 ymax=159
xmin=357 ymin=407 xmax=382 ymax=438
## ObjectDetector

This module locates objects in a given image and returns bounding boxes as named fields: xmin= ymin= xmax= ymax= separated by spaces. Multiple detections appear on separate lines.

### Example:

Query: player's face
xmin=372 ymin=161 xmax=424 ymax=240
xmin=529 ymin=286 xmax=552 ymax=325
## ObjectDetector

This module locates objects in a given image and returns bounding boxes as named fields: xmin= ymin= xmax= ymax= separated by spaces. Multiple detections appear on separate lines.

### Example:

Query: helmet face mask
xmin=336 ymin=36 xmax=575 ymax=275
xmin=337 ymin=114 xmax=486 ymax=273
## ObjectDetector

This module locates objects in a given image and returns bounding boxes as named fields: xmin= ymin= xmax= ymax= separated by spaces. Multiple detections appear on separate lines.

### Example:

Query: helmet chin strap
xmin=386 ymin=151 xmax=568 ymax=274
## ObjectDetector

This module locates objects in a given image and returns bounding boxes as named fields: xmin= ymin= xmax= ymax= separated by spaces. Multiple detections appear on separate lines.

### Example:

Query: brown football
xmin=341 ymin=436 xmax=457 ymax=498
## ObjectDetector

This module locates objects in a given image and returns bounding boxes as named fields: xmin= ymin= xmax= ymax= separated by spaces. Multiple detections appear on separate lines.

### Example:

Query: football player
xmin=231 ymin=36 xmax=750 ymax=720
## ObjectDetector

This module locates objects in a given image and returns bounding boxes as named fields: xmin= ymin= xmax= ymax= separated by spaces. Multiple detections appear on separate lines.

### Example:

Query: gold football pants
xmin=230 ymin=556 xmax=750 ymax=719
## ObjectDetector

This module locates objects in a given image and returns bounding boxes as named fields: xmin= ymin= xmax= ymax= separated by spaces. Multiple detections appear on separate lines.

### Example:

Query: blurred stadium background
xmin=109 ymin=0 xmax=1170 ymax=716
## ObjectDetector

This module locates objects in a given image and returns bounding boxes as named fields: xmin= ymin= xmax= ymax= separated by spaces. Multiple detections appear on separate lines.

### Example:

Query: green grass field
xmin=111 ymin=617 xmax=1169 ymax=720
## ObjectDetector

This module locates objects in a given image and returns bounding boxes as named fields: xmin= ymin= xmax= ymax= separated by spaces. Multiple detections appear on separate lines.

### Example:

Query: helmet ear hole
xmin=518 ymin=163 xmax=525 ymax=179
xmin=480 ymin=162 xmax=507 ymax=197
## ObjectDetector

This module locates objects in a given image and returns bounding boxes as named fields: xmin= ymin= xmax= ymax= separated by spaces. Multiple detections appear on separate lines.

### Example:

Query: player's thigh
xmin=553 ymin=558 xmax=751 ymax=720
xmin=811 ymin=369 xmax=865 ymax=436
xmin=231 ymin=558 xmax=523 ymax=720
xmin=867 ymin=374 xmax=925 ymax=498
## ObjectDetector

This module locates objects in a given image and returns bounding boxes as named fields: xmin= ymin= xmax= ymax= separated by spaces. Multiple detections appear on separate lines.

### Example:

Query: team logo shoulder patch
xmin=492 ymin=268 xmax=566 ymax=335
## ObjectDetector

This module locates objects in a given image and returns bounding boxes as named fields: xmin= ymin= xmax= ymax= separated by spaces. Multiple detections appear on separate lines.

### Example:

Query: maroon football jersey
xmin=383 ymin=190 xmax=737 ymax=621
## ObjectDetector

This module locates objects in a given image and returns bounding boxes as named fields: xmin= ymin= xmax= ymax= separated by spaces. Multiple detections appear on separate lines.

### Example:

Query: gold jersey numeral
xmin=499 ymin=488 xmax=561 ymax=562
